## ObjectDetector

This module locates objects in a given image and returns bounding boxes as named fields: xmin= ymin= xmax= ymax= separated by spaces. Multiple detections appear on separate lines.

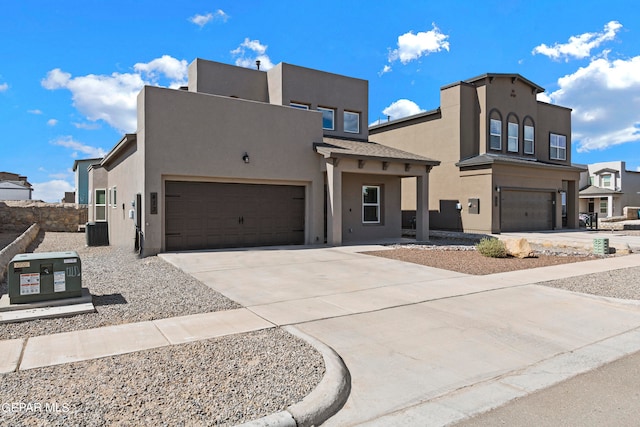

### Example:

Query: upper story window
xmin=290 ymin=102 xmax=309 ymax=110
xmin=490 ymin=118 xmax=502 ymax=150
xmin=550 ymin=133 xmax=567 ymax=160
xmin=344 ymin=111 xmax=360 ymax=134
xmin=601 ymin=174 xmax=612 ymax=188
xmin=524 ymin=125 xmax=534 ymax=154
xmin=318 ymin=107 xmax=335 ymax=130
xmin=507 ymin=122 xmax=519 ymax=152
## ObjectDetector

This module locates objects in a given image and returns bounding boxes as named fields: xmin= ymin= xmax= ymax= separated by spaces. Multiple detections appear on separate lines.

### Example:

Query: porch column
xmin=416 ymin=173 xmax=429 ymax=241
xmin=608 ymin=195 xmax=613 ymax=217
xmin=326 ymin=159 xmax=342 ymax=245
xmin=566 ymin=180 xmax=578 ymax=229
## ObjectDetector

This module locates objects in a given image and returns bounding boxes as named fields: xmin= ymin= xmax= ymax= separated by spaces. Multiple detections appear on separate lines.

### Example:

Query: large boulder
xmin=504 ymin=238 xmax=534 ymax=258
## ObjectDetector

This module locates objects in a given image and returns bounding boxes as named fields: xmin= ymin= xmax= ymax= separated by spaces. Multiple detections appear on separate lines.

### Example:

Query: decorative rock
xmin=504 ymin=238 xmax=534 ymax=259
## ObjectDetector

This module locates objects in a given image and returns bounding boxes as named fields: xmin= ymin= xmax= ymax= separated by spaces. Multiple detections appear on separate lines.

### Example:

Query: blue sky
xmin=1 ymin=0 xmax=639 ymax=202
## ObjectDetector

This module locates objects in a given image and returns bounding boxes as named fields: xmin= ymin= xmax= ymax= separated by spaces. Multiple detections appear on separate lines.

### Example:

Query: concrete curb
xmin=0 ymin=223 xmax=40 ymax=281
xmin=237 ymin=326 xmax=351 ymax=427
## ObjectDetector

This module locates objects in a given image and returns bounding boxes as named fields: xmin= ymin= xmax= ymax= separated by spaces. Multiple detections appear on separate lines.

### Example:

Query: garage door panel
xmin=165 ymin=181 xmax=305 ymax=251
xmin=501 ymin=190 xmax=553 ymax=232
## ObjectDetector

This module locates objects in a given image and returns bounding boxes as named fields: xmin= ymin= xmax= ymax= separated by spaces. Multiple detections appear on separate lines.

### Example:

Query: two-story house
xmin=579 ymin=161 xmax=640 ymax=218
xmin=90 ymin=59 xmax=439 ymax=255
xmin=370 ymin=74 xmax=584 ymax=234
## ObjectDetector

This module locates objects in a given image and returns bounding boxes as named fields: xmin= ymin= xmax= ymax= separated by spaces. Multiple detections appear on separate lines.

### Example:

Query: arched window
xmin=489 ymin=110 xmax=502 ymax=151
xmin=523 ymin=116 xmax=535 ymax=155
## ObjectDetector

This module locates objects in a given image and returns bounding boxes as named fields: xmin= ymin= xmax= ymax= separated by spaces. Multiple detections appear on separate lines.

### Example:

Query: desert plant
xmin=476 ymin=238 xmax=508 ymax=258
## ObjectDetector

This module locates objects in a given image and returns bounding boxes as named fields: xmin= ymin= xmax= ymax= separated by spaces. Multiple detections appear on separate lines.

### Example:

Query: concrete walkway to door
xmin=160 ymin=243 xmax=640 ymax=426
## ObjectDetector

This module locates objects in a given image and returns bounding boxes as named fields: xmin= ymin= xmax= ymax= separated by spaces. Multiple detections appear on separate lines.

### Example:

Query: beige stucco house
xmin=370 ymin=74 xmax=584 ymax=234
xmin=579 ymin=161 xmax=640 ymax=218
xmin=90 ymin=59 xmax=439 ymax=255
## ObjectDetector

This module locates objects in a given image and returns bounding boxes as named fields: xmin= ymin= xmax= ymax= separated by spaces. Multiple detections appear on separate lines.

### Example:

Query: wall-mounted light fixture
xmin=242 ymin=152 xmax=250 ymax=164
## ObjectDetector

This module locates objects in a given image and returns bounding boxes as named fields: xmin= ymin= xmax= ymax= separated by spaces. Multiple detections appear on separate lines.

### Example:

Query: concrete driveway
xmin=160 ymin=246 xmax=640 ymax=426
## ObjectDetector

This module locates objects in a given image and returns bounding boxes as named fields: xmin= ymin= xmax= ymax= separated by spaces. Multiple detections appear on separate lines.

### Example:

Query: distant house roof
xmin=73 ymin=158 xmax=103 ymax=171
xmin=456 ymin=153 xmax=586 ymax=172
xmin=459 ymin=73 xmax=545 ymax=94
xmin=592 ymin=167 xmax=618 ymax=175
xmin=579 ymin=185 xmax=623 ymax=197
xmin=315 ymin=137 xmax=440 ymax=166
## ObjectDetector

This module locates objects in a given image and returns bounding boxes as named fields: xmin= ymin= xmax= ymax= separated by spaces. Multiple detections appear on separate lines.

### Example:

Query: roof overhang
xmin=315 ymin=137 xmax=440 ymax=167
xmin=101 ymin=134 xmax=137 ymax=168
xmin=456 ymin=154 xmax=586 ymax=173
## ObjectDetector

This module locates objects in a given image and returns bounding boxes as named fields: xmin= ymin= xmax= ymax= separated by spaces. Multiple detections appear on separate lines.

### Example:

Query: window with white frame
xmin=344 ymin=111 xmax=360 ymax=133
xmin=601 ymin=174 xmax=612 ymax=188
xmin=95 ymin=189 xmax=106 ymax=221
xmin=362 ymin=185 xmax=380 ymax=223
xmin=490 ymin=118 xmax=502 ymax=150
xmin=599 ymin=197 xmax=608 ymax=214
xmin=524 ymin=125 xmax=534 ymax=154
xmin=508 ymin=122 xmax=518 ymax=152
xmin=318 ymin=107 xmax=335 ymax=130
xmin=290 ymin=102 xmax=309 ymax=110
xmin=550 ymin=133 xmax=567 ymax=160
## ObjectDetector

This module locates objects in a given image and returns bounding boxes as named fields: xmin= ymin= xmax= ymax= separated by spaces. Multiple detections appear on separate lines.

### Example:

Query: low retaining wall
xmin=624 ymin=206 xmax=640 ymax=220
xmin=0 ymin=223 xmax=40 ymax=280
xmin=0 ymin=201 xmax=87 ymax=232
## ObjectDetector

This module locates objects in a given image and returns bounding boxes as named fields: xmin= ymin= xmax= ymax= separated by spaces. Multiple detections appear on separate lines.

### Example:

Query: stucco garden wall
xmin=0 ymin=201 xmax=87 ymax=232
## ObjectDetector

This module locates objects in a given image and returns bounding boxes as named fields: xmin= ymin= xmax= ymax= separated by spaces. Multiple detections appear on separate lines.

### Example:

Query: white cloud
xmin=370 ymin=99 xmax=425 ymax=125
xmin=28 ymin=109 xmax=43 ymax=115
xmin=31 ymin=179 xmax=74 ymax=203
xmin=541 ymin=55 xmax=640 ymax=152
xmin=47 ymin=119 xmax=58 ymax=126
xmin=0 ymin=82 xmax=8 ymax=92
xmin=73 ymin=122 xmax=101 ymax=130
xmin=41 ymin=55 xmax=189 ymax=133
xmin=231 ymin=38 xmax=274 ymax=70
xmin=133 ymin=55 xmax=188 ymax=87
xmin=378 ymin=65 xmax=392 ymax=76
xmin=51 ymin=135 xmax=107 ymax=158
xmin=190 ymin=10 xmax=229 ymax=27
xmin=532 ymin=21 xmax=622 ymax=61
xmin=387 ymin=24 xmax=449 ymax=66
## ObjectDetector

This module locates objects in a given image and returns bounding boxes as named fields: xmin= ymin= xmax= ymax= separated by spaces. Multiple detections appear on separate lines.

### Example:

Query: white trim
xmin=362 ymin=185 xmax=380 ymax=224
xmin=490 ymin=118 xmax=502 ymax=150
xmin=550 ymin=133 xmax=567 ymax=160
xmin=344 ymin=111 xmax=360 ymax=134
xmin=290 ymin=102 xmax=309 ymax=110
xmin=507 ymin=122 xmax=518 ymax=152
xmin=95 ymin=188 xmax=107 ymax=222
xmin=318 ymin=107 xmax=335 ymax=131
xmin=524 ymin=125 xmax=534 ymax=154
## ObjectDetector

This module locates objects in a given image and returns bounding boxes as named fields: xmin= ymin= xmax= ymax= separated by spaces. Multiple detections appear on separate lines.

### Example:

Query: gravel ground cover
xmin=0 ymin=328 xmax=324 ymax=426
xmin=0 ymin=232 xmax=240 ymax=340
xmin=0 ymin=232 xmax=325 ymax=426
xmin=364 ymin=244 xmax=599 ymax=276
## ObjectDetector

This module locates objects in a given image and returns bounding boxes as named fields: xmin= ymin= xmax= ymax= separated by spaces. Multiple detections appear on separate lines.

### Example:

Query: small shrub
xmin=476 ymin=238 xmax=508 ymax=258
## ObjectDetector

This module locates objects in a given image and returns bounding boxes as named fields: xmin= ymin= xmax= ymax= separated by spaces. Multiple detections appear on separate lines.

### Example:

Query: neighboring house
xmin=90 ymin=59 xmax=439 ymax=255
xmin=369 ymin=74 xmax=584 ymax=233
xmin=73 ymin=158 xmax=102 ymax=204
xmin=0 ymin=172 xmax=32 ymax=200
xmin=578 ymin=161 xmax=640 ymax=218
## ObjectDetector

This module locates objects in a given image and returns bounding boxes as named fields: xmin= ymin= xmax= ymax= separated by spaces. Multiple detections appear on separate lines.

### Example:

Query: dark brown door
xmin=165 ymin=181 xmax=305 ymax=251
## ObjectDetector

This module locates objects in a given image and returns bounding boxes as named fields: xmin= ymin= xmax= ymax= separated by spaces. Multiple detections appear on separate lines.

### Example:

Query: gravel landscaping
xmin=0 ymin=232 xmax=325 ymax=426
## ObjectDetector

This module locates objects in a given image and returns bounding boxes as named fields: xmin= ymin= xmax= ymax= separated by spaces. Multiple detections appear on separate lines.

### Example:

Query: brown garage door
xmin=165 ymin=181 xmax=305 ymax=251
xmin=500 ymin=190 xmax=554 ymax=232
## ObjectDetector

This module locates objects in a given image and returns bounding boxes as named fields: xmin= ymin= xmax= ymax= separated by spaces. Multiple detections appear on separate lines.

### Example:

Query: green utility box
xmin=593 ymin=238 xmax=610 ymax=256
xmin=8 ymin=251 xmax=82 ymax=304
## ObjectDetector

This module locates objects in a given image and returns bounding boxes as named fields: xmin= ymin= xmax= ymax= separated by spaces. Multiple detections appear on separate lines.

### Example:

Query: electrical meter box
xmin=7 ymin=251 xmax=82 ymax=304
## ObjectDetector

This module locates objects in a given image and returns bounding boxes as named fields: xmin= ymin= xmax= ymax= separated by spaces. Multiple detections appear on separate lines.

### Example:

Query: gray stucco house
xmin=89 ymin=59 xmax=439 ymax=255
xmin=73 ymin=158 xmax=103 ymax=204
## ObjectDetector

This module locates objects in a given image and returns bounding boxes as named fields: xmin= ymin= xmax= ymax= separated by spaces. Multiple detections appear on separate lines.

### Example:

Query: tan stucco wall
xmin=271 ymin=63 xmax=369 ymax=140
xmin=341 ymin=172 xmax=401 ymax=242
xmin=127 ymin=86 xmax=326 ymax=255
xmin=188 ymin=59 xmax=269 ymax=102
